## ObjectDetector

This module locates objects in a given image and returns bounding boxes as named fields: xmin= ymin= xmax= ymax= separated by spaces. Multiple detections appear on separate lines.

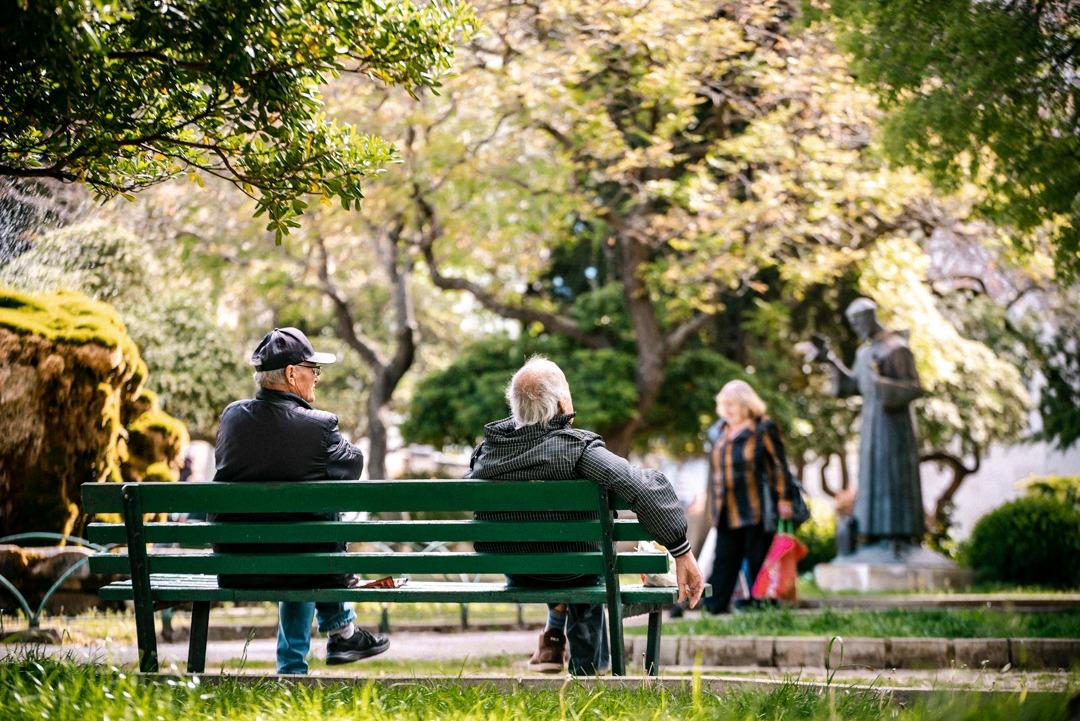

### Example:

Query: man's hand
xmin=778 ymin=500 xmax=794 ymax=521
xmin=674 ymin=553 xmax=705 ymax=609
xmin=796 ymin=334 xmax=833 ymax=365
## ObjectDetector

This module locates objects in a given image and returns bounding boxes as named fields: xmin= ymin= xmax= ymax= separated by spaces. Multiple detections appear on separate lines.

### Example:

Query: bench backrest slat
xmin=87 ymin=550 xmax=667 ymax=576
xmin=86 ymin=519 xmax=652 ymax=546
xmin=82 ymin=480 xmax=633 ymax=514
xmin=82 ymin=479 xmax=666 ymax=586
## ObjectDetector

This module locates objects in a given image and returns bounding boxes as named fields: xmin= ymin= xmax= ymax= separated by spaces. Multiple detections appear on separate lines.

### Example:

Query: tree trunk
xmin=819 ymin=453 xmax=838 ymax=497
xmin=605 ymin=232 xmax=669 ymax=457
xmin=365 ymin=385 xmax=391 ymax=481
xmin=317 ymin=226 xmax=418 ymax=483
xmin=920 ymin=449 xmax=980 ymax=539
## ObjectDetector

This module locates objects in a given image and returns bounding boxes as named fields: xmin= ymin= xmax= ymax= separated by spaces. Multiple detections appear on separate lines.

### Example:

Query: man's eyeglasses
xmin=296 ymin=363 xmax=321 ymax=378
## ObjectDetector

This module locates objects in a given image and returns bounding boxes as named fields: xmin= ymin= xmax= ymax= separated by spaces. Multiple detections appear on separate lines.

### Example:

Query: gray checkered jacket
xmin=466 ymin=415 xmax=690 ymax=557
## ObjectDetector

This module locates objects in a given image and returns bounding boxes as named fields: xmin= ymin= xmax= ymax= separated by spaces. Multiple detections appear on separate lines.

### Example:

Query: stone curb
xmin=623 ymin=636 xmax=1080 ymax=671
xmin=170 ymin=673 xmax=1063 ymax=705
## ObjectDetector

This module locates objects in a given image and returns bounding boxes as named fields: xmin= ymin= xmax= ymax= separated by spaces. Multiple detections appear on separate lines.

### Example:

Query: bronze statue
xmin=805 ymin=298 xmax=925 ymax=554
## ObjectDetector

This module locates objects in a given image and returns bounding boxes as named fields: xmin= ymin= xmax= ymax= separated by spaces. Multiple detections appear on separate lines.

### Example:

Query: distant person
xmin=702 ymin=380 xmax=794 ymax=614
xmin=212 ymin=327 xmax=389 ymax=674
xmin=467 ymin=356 xmax=705 ymax=675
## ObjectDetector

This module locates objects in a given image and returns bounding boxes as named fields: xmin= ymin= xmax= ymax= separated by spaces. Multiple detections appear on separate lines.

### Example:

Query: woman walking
xmin=703 ymin=380 xmax=794 ymax=614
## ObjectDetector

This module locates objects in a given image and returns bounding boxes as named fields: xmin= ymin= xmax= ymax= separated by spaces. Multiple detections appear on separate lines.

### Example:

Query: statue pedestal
xmin=814 ymin=542 xmax=973 ymax=593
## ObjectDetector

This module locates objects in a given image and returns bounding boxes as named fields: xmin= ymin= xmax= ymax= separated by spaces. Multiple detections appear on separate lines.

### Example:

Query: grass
xmin=216 ymin=654 xmax=518 ymax=676
xmin=795 ymin=578 xmax=1080 ymax=598
xmin=636 ymin=608 xmax=1080 ymax=638
xmin=0 ymin=654 xmax=1072 ymax=721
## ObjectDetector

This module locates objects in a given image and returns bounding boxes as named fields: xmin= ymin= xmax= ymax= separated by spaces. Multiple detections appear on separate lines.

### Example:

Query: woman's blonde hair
xmin=716 ymin=379 xmax=767 ymax=420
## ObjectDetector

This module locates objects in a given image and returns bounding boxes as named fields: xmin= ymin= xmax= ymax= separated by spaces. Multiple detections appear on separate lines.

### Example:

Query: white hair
xmin=506 ymin=356 xmax=571 ymax=428
xmin=253 ymin=368 xmax=287 ymax=387
xmin=716 ymin=379 xmax=767 ymax=420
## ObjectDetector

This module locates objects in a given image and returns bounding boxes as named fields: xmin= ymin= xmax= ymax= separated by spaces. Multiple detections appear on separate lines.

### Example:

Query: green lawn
xmin=635 ymin=608 xmax=1080 ymax=638
xmin=0 ymin=656 xmax=1072 ymax=721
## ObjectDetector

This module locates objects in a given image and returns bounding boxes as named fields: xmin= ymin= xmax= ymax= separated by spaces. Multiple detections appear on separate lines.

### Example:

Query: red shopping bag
xmin=751 ymin=522 xmax=808 ymax=603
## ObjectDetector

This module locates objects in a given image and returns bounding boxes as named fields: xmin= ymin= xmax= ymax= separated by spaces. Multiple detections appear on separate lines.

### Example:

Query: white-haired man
xmin=467 ymin=356 xmax=705 ymax=675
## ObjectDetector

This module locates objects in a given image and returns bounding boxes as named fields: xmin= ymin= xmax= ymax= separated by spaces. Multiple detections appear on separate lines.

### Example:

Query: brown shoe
xmin=528 ymin=629 xmax=566 ymax=673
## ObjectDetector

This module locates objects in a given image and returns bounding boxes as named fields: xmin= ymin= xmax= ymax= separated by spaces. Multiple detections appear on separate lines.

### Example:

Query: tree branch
xmin=665 ymin=311 xmax=716 ymax=356
xmin=314 ymin=234 xmax=385 ymax=370
xmin=412 ymin=188 xmax=612 ymax=349
xmin=381 ymin=216 xmax=420 ymax=386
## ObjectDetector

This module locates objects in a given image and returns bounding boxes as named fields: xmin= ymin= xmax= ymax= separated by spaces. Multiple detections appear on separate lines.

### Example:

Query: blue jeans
xmin=276 ymin=602 xmax=355 ymax=674
xmin=506 ymin=574 xmax=610 ymax=675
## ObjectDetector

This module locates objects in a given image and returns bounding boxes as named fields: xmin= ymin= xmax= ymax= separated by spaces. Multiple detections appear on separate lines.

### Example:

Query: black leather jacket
xmin=212 ymin=388 xmax=363 ymax=588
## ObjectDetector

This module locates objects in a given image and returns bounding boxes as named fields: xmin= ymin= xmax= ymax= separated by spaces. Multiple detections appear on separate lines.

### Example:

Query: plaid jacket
xmin=466 ymin=415 xmax=690 ymax=557
xmin=705 ymin=417 xmax=793 ymax=530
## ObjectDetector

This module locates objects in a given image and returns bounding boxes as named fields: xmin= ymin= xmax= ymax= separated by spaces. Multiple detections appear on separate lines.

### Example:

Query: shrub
xmin=966 ymin=494 xmax=1080 ymax=588
xmin=1017 ymin=474 xmax=1080 ymax=507
xmin=795 ymin=500 xmax=837 ymax=573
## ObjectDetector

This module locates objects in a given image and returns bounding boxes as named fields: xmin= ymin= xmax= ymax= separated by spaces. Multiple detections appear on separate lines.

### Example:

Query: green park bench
xmin=83 ymin=479 xmax=709 ymax=677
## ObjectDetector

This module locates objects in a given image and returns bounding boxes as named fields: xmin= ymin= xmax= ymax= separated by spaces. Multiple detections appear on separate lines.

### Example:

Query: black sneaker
xmin=325 ymin=628 xmax=390 ymax=665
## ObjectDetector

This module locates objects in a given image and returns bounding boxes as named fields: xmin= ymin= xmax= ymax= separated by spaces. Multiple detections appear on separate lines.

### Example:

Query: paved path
xmin=6 ymin=630 xmax=540 ymax=668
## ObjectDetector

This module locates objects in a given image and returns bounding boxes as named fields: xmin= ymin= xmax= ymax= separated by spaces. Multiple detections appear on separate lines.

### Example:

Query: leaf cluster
xmin=0 ymin=0 xmax=474 ymax=238
xmin=829 ymin=0 xmax=1080 ymax=276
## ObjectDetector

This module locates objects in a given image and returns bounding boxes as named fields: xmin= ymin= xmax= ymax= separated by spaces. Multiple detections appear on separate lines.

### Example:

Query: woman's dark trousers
xmin=704 ymin=523 xmax=773 ymax=614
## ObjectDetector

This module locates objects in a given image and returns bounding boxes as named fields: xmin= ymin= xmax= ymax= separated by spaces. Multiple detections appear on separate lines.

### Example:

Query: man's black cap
xmin=250 ymin=327 xmax=336 ymax=371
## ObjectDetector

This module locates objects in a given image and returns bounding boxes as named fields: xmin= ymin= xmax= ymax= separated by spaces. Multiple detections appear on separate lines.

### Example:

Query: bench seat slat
xmin=82 ymin=480 xmax=632 ymax=514
xmin=86 ymin=520 xmax=652 ymax=545
xmin=88 ymin=551 xmax=668 ymax=576
xmin=98 ymin=577 xmax=682 ymax=605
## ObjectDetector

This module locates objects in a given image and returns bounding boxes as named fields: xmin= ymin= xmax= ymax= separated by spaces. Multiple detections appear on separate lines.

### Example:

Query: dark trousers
xmin=704 ymin=523 xmax=773 ymax=614
xmin=506 ymin=574 xmax=609 ymax=675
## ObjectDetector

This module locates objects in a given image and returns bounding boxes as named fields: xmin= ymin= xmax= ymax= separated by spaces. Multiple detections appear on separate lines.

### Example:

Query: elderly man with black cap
xmin=212 ymin=327 xmax=389 ymax=674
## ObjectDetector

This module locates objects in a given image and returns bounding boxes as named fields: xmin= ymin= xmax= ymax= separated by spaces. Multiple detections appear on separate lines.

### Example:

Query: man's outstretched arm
xmin=577 ymin=439 xmax=705 ymax=607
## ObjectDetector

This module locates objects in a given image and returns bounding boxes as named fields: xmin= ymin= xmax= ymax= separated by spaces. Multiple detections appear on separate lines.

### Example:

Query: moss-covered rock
xmin=0 ymin=287 xmax=188 ymax=537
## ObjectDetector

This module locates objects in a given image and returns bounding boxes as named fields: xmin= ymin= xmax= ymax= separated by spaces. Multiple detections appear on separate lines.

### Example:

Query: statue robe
xmin=834 ymin=330 xmax=925 ymax=540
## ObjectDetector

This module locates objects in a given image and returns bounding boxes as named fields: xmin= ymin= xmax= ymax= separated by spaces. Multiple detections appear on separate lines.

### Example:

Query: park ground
xmin=4 ymin=594 xmax=1080 ymax=720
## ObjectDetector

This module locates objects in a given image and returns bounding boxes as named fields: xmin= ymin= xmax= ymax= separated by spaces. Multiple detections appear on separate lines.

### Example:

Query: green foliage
xmin=932 ymin=276 xmax=1080 ymax=452
xmin=829 ymin=0 xmax=1080 ymax=277
xmin=401 ymin=337 xmax=529 ymax=448
xmin=795 ymin=503 xmax=837 ymax=573
xmin=399 ymin=1 xmax=1032 ymax=468
xmin=0 ymin=0 xmax=473 ymax=238
xmin=647 ymin=607 xmax=1080 ymax=640
xmin=0 ymin=219 xmax=245 ymax=437
xmin=1036 ymin=326 xmax=1080 ymax=449
xmin=401 ymin=331 xmax=640 ymax=447
xmin=649 ymin=349 xmax=749 ymax=454
xmin=0 ymin=286 xmax=143 ymax=373
xmin=402 ymin=287 xmax=813 ymax=454
xmin=1018 ymin=475 xmax=1080 ymax=507
xmin=966 ymin=495 xmax=1080 ymax=588
xmin=0 ymin=287 xmax=186 ymax=535
xmin=0 ymin=654 xmax=1072 ymax=721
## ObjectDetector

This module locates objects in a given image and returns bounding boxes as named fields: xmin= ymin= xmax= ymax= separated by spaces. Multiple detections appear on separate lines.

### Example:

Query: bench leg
xmin=608 ymin=606 xmax=626 ymax=676
xmin=187 ymin=602 xmax=211 ymax=673
xmin=644 ymin=609 xmax=662 ymax=677
xmin=132 ymin=596 xmax=159 ymax=673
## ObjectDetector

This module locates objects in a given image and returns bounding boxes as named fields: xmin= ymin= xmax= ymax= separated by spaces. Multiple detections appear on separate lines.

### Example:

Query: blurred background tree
xmin=826 ymin=0 xmax=1080 ymax=276
xmin=404 ymin=0 xmax=941 ymax=456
